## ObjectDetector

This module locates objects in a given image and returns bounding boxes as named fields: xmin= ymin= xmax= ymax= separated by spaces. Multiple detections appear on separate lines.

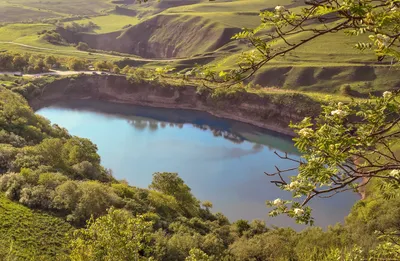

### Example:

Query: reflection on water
xmin=36 ymin=99 xmax=357 ymax=229
xmin=48 ymin=100 xmax=299 ymax=155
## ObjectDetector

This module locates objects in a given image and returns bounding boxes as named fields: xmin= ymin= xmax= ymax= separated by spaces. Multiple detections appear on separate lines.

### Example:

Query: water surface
xmin=37 ymin=100 xmax=358 ymax=228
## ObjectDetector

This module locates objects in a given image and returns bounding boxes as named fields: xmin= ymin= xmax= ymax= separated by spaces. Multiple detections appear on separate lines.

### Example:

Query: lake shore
xmin=29 ymin=75 xmax=322 ymax=137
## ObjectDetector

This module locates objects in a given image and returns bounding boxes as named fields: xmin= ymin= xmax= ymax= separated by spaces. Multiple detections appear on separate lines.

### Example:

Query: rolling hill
xmin=0 ymin=0 xmax=398 ymax=93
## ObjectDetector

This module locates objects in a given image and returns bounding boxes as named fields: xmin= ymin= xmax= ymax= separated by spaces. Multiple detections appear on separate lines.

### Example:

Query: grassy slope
xmin=0 ymin=0 xmax=397 ymax=93
xmin=0 ymin=194 xmax=72 ymax=260
xmin=0 ymin=23 xmax=54 ymax=42
xmin=0 ymin=0 xmax=376 ymax=62
xmin=0 ymin=0 xmax=112 ymax=22
xmin=162 ymin=0 xmax=293 ymax=28
xmin=164 ymin=0 xmax=292 ymax=13
xmin=64 ymin=14 xmax=141 ymax=33
xmin=0 ymin=23 xmax=135 ymax=60
xmin=0 ymin=4 xmax=59 ymax=23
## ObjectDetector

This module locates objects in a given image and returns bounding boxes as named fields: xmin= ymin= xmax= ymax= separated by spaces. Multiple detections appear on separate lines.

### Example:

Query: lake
xmin=37 ymin=100 xmax=358 ymax=228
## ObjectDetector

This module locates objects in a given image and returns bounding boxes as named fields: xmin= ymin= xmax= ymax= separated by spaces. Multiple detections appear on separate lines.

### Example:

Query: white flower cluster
xmin=390 ymin=169 xmax=400 ymax=178
xmin=289 ymin=181 xmax=300 ymax=190
xmin=383 ymin=91 xmax=392 ymax=99
xmin=294 ymin=208 xmax=304 ymax=216
xmin=331 ymin=109 xmax=347 ymax=117
xmin=275 ymin=5 xmax=286 ymax=13
xmin=376 ymin=34 xmax=391 ymax=48
xmin=298 ymin=128 xmax=313 ymax=138
xmin=273 ymin=198 xmax=284 ymax=207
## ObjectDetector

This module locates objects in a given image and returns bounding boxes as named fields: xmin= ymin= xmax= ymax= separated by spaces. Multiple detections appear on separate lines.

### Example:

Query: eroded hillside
xmin=57 ymin=14 xmax=241 ymax=58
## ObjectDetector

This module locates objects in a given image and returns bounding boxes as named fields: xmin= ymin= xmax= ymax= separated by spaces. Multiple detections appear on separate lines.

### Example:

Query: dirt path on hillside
xmin=0 ymin=70 xmax=116 ymax=78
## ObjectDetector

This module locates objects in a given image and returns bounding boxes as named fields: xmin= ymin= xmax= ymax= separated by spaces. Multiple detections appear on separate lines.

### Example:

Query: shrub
xmin=38 ymin=172 xmax=69 ymax=189
xmin=19 ymin=185 xmax=54 ymax=209
xmin=76 ymin=42 xmax=89 ymax=51
xmin=340 ymin=84 xmax=352 ymax=96
xmin=41 ymin=31 xmax=64 ymax=44
xmin=0 ymin=172 xmax=26 ymax=200
xmin=72 ymin=161 xmax=101 ymax=180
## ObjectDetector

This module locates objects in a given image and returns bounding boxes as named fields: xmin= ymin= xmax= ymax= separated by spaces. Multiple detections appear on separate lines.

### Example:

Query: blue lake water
xmin=37 ymin=100 xmax=358 ymax=228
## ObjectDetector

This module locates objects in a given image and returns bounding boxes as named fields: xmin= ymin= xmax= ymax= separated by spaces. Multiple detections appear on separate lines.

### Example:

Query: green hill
xmin=0 ymin=0 xmax=113 ymax=22
xmin=0 ymin=0 xmax=398 ymax=92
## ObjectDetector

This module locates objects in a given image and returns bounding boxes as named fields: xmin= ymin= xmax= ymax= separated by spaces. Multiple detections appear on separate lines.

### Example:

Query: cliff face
xmin=31 ymin=75 xmax=321 ymax=135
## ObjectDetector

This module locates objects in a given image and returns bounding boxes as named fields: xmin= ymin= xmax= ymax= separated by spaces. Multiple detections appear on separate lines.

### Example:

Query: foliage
xmin=267 ymin=91 xmax=400 ymax=224
xmin=150 ymin=172 xmax=200 ymax=217
xmin=76 ymin=42 xmax=90 ymax=51
xmin=63 ymin=21 xmax=100 ymax=33
xmin=67 ymin=58 xmax=89 ymax=71
xmin=0 ymin=52 xmax=53 ymax=74
xmin=185 ymin=248 xmax=211 ymax=261
xmin=69 ymin=208 xmax=152 ymax=261
xmin=94 ymin=60 xmax=114 ymax=71
xmin=229 ymin=228 xmax=297 ymax=261
xmin=41 ymin=31 xmax=65 ymax=44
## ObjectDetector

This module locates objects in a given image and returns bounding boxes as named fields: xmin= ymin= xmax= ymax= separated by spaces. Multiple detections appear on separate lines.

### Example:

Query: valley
xmin=0 ymin=0 xmax=399 ymax=260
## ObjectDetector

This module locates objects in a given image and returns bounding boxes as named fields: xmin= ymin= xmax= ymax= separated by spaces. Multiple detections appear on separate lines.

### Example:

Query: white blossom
xmin=289 ymin=181 xmax=300 ymax=190
xmin=298 ymin=128 xmax=313 ymax=138
xmin=273 ymin=198 xmax=284 ymax=206
xmin=294 ymin=208 xmax=304 ymax=216
xmin=331 ymin=109 xmax=347 ymax=117
xmin=390 ymin=169 xmax=400 ymax=177
xmin=383 ymin=91 xmax=392 ymax=99
xmin=391 ymin=6 xmax=397 ymax=12
xmin=275 ymin=5 xmax=286 ymax=13
xmin=377 ymin=34 xmax=391 ymax=47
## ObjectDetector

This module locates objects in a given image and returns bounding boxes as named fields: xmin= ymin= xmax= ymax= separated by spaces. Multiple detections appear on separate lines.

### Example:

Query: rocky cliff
xmin=30 ymin=75 xmax=322 ymax=135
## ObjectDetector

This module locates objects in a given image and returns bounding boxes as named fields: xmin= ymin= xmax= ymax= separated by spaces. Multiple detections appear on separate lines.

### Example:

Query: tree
xmin=53 ymin=180 xmax=122 ymax=224
xmin=0 ymin=53 xmax=14 ymax=70
xmin=150 ymin=172 xmax=199 ymax=216
xmin=94 ymin=60 xmax=113 ymax=71
xmin=266 ymin=91 xmax=400 ymax=224
xmin=72 ymin=161 xmax=101 ymax=180
xmin=41 ymin=32 xmax=64 ymax=44
xmin=201 ymin=201 xmax=213 ymax=211
xmin=229 ymin=228 xmax=297 ymax=261
xmin=67 ymin=58 xmax=88 ymax=71
xmin=35 ymin=138 xmax=64 ymax=169
xmin=44 ymin=55 xmax=57 ymax=68
xmin=233 ymin=219 xmax=250 ymax=237
xmin=76 ymin=42 xmax=89 ymax=51
xmin=112 ymin=65 xmax=121 ymax=74
xmin=185 ymin=248 xmax=210 ymax=261
xmin=12 ymin=55 xmax=27 ymax=72
xmin=61 ymin=137 xmax=100 ymax=167
xmin=69 ymin=208 xmax=153 ymax=261
xmin=345 ymin=190 xmax=400 ymax=249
